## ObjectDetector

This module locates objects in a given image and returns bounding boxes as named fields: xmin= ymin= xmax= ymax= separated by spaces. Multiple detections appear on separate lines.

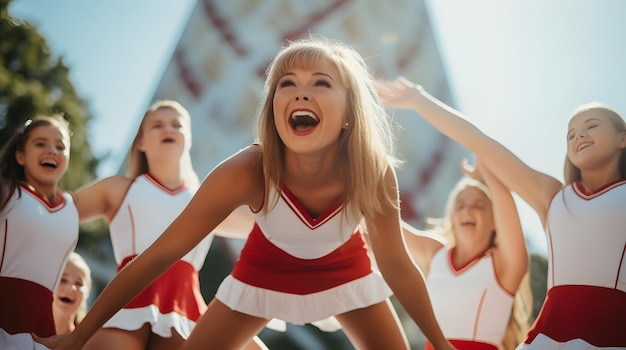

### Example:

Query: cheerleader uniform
xmin=103 ymin=174 xmax=213 ymax=339
xmin=215 ymin=184 xmax=392 ymax=327
xmin=0 ymin=185 xmax=78 ymax=346
xmin=424 ymin=247 xmax=513 ymax=350
xmin=517 ymin=180 xmax=626 ymax=350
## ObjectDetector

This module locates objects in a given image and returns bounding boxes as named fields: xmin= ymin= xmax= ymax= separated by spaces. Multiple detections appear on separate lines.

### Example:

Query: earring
xmin=344 ymin=121 xmax=349 ymax=128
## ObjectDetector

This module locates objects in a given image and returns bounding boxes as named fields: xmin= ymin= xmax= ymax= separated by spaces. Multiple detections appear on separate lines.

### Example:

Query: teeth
xmin=291 ymin=110 xmax=318 ymax=121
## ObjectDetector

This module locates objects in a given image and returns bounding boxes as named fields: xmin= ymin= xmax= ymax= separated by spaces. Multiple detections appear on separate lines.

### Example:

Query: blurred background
xmin=5 ymin=0 xmax=625 ymax=348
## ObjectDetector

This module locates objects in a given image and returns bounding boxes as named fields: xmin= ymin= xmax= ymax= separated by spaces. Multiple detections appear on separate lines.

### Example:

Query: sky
xmin=8 ymin=0 xmax=626 ymax=254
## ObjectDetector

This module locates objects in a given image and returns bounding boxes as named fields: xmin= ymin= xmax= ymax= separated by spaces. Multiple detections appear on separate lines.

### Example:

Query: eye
xmin=313 ymin=79 xmax=331 ymax=88
xmin=279 ymin=79 xmax=295 ymax=88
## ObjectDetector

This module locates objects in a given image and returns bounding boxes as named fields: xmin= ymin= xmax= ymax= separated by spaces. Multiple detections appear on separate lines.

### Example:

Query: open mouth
xmin=59 ymin=296 xmax=74 ymax=304
xmin=41 ymin=161 xmax=58 ymax=169
xmin=162 ymin=137 xmax=175 ymax=143
xmin=577 ymin=142 xmax=592 ymax=152
xmin=290 ymin=110 xmax=319 ymax=131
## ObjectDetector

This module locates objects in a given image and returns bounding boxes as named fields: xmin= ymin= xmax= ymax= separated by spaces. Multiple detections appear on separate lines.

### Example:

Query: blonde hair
xmin=427 ymin=176 xmax=531 ymax=349
xmin=125 ymin=100 xmax=199 ymax=187
xmin=67 ymin=252 xmax=92 ymax=325
xmin=563 ymin=102 xmax=626 ymax=185
xmin=257 ymin=35 xmax=400 ymax=220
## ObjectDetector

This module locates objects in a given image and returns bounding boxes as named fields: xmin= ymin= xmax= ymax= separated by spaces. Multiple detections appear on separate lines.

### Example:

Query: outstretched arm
xmin=378 ymin=77 xmax=562 ymax=225
xmin=366 ymin=167 xmax=453 ymax=350
xmin=400 ymin=220 xmax=445 ymax=276
xmin=35 ymin=147 xmax=264 ymax=349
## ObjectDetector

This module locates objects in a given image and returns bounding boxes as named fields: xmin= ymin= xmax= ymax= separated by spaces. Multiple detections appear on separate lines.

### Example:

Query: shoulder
xmin=74 ymin=175 xmax=132 ymax=202
xmin=197 ymin=145 xmax=264 ymax=208
xmin=212 ymin=145 xmax=263 ymax=179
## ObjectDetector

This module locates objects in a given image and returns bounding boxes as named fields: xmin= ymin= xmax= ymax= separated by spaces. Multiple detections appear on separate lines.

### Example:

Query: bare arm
xmin=36 ymin=146 xmax=264 ymax=349
xmin=366 ymin=167 xmax=452 ymax=350
xmin=378 ymin=77 xmax=562 ymax=226
xmin=211 ymin=204 xmax=255 ymax=239
xmin=400 ymin=220 xmax=445 ymax=276
xmin=463 ymin=159 xmax=528 ymax=294
xmin=72 ymin=175 xmax=131 ymax=223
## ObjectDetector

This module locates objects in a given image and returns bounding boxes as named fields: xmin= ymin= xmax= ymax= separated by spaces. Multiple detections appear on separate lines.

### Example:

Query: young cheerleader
xmin=379 ymin=76 xmax=626 ymax=349
xmin=69 ymin=100 xmax=264 ymax=350
xmin=0 ymin=115 xmax=78 ymax=348
xmin=402 ymin=159 xmax=531 ymax=350
xmin=53 ymin=252 xmax=92 ymax=334
xmin=36 ymin=36 xmax=453 ymax=350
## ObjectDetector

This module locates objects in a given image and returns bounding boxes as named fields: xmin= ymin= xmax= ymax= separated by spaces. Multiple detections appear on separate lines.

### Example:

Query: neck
xmin=23 ymin=182 xmax=58 ymax=204
xmin=580 ymin=169 xmax=623 ymax=193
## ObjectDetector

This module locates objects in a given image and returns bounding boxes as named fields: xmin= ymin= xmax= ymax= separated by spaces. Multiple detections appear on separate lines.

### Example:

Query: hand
xmin=32 ymin=332 xmax=78 ymax=350
xmin=460 ymin=158 xmax=484 ymax=183
xmin=377 ymin=76 xmax=424 ymax=110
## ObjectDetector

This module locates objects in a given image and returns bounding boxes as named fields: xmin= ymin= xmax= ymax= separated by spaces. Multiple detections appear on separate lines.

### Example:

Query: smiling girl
xmin=379 ymin=76 xmax=626 ymax=349
xmin=53 ymin=252 xmax=92 ymax=334
xmin=0 ymin=115 xmax=78 ymax=348
xmin=36 ymin=36 xmax=453 ymax=350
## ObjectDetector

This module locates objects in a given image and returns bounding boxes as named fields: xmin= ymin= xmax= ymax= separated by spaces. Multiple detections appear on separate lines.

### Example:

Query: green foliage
xmin=0 ymin=0 xmax=98 ymax=191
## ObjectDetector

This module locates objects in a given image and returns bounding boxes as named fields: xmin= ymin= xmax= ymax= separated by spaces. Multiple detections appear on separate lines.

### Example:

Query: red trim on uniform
xmin=524 ymin=285 xmax=626 ymax=346
xmin=572 ymin=179 xmax=626 ymax=199
xmin=280 ymin=185 xmax=344 ymax=229
xmin=474 ymin=289 xmax=487 ymax=338
xmin=232 ymin=224 xmax=372 ymax=294
xmin=144 ymin=173 xmax=187 ymax=195
xmin=425 ymin=339 xmax=497 ymax=350
xmin=117 ymin=256 xmax=206 ymax=321
xmin=617 ymin=245 xmax=626 ymax=289
xmin=0 ymin=277 xmax=55 ymax=337
xmin=20 ymin=184 xmax=66 ymax=212
xmin=0 ymin=219 xmax=6 ymax=272
xmin=448 ymin=247 xmax=492 ymax=274
xmin=127 ymin=205 xmax=137 ymax=255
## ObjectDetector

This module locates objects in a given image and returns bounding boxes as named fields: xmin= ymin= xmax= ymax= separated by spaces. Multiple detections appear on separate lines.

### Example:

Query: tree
xmin=0 ymin=0 xmax=98 ymax=190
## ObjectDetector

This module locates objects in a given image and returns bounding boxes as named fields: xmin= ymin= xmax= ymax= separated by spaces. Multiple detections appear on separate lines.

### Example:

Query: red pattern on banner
xmin=175 ymin=49 xmax=202 ymax=98
xmin=202 ymin=0 xmax=247 ymax=56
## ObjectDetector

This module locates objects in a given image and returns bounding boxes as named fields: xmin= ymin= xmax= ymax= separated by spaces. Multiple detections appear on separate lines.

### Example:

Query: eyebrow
xmin=568 ymin=117 xmax=601 ymax=134
xmin=280 ymin=71 xmax=336 ymax=82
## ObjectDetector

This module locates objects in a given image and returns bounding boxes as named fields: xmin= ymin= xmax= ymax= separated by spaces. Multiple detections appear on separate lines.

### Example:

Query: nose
xmin=295 ymin=88 xmax=310 ymax=101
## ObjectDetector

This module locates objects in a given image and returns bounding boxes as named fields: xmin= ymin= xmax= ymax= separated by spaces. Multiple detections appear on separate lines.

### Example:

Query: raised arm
xmin=366 ymin=166 xmax=453 ymax=350
xmin=462 ymin=159 xmax=528 ymax=294
xmin=35 ymin=147 xmax=264 ymax=350
xmin=378 ymin=77 xmax=562 ymax=225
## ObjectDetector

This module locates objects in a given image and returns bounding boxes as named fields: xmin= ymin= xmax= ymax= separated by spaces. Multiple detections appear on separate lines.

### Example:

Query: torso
xmin=0 ymin=186 xmax=79 ymax=336
xmin=523 ymin=180 xmax=626 ymax=347
xmin=108 ymin=174 xmax=213 ymax=270
xmin=427 ymin=247 xmax=513 ymax=348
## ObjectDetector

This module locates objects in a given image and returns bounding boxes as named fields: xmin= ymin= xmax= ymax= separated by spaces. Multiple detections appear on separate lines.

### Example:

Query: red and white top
xmin=426 ymin=247 xmax=513 ymax=350
xmin=0 ymin=185 xmax=78 ymax=337
xmin=104 ymin=174 xmax=214 ymax=338
xmin=520 ymin=180 xmax=626 ymax=349
xmin=215 ymin=184 xmax=392 ymax=325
